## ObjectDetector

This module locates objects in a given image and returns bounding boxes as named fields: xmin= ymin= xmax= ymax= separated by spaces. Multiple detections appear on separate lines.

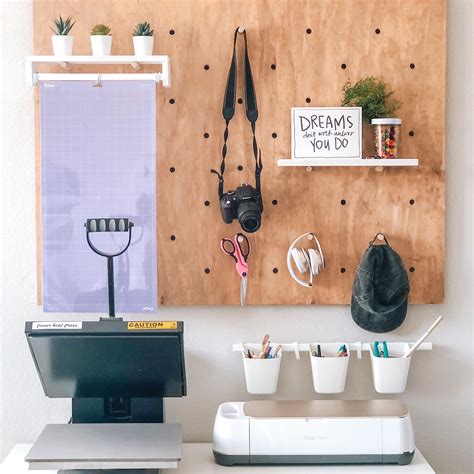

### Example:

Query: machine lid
xmin=243 ymin=400 xmax=408 ymax=418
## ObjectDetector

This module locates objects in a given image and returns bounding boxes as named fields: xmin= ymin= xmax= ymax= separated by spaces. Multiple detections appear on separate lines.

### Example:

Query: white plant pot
xmin=51 ymin=35 xmax=74 ymax=56
xmin=133 ymin=36 xmax=154 ymax=56
xmin=242 ymin=351 xmax=282 ymax=395
xmin=90 ymin=35 xmax=112 ymax=56
xmin=370 ymin=342 xmax=411 ymax=393
xmin=309 ymin=342 xmax=350 ymax=393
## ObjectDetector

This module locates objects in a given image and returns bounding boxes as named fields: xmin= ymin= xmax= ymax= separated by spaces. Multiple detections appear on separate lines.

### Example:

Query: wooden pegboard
xmin=34 ymin=0 xmax=446 ymax=305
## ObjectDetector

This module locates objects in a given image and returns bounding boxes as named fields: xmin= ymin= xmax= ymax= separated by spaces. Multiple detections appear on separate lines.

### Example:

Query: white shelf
xmin=25 ymin=55 xmax=171 ymax=87
xmin=277 ymin=158 xmax=418 ymax=171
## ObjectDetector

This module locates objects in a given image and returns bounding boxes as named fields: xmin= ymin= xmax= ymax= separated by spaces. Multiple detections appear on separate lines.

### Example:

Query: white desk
xmin=2 ymin=443 xmax=435 ymax=473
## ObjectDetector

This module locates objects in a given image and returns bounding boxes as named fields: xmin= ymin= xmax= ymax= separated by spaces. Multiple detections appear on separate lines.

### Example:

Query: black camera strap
xmin=211 ymin=28 xmax=263 ymax=197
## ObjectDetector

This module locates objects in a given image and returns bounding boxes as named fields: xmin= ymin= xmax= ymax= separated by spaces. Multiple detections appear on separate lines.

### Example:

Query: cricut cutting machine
xmin=213 ymin=399 xmax=415 ymax=466
xmin=24 ymin=319 xmax=186 ymax=472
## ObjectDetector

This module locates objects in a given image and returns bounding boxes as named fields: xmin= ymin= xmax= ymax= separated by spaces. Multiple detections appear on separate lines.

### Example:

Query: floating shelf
xmin=25 ymin=55 xmax=171 ymax=87
xmin=277 ymin=158 xmax=419 ymax=171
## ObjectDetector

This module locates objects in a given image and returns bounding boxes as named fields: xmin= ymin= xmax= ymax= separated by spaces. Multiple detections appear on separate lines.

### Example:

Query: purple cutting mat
xmin=40 ymin=81 xmax=157 ymax=313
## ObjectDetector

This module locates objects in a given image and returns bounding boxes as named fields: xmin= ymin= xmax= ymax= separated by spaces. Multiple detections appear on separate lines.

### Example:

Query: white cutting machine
xmin=213 ymin=399 xmax=415 ymax=466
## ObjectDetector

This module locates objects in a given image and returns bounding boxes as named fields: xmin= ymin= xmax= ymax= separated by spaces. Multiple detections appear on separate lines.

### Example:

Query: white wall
xmin=1 ymin=1 xmax=472 ymax=473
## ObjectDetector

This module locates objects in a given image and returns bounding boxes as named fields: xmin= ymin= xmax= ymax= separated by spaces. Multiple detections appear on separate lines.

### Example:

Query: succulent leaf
xmin=91 ymin=24 xmax=111 ymax=35
xmin=133 ymin=21 xmax=154 ymax=36
xmin=51 ymin=14 xmax=75 ymax=35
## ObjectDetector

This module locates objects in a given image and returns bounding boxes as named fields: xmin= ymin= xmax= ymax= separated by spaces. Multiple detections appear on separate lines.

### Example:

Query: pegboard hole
xmin=409 ymin=199 xmax=415 ymax=205
xmin=341 ymin=63 xmax=347 ymax=69
xmin=409 ymin=130 xmax=415 ymax=137
xmin=169 ymin=29 xmax=175 ymax=35
xmin=305 ymin=97 xmax=311 ymax=103
xmin=169 ymin=167 xmax=176 ymax=173
xmin=375 ymin=28 xmax=381 ymax=34
xmin=271 ymin=64 xmax=277 ymax=70
xmin=272 ymin=199 xmax=278 ymax=205
xmin=340 ymin=267 xmax=346 ymax=273
xmin=170 ymin=235 xmax=176 ymax=241
xmin=203 ymin=64 xmax=210 ymax=70
xmin=272 ymin=132 xmax=278 ymax=138
xmin=340 ymin=199 xmax=347 ymax=205
xmin=169 ymin=98 xmax=175 ymax=104
xmin=204 ymin=268 xmax=211 ymax=274
xmin=237 ymin=165 xmax=243 ymax=171
xmin=273 ymin=267 xmax=279 ymax=273
xmin=410 ymin=63 xmax=416 ymax=69
xmin=306 ymin=28 xmax=312 ymax=34
xmin=409 ymin=267 xmax=415 ymax=273
xmin=204 ymin=200 xmax=210 ymax=207
xmin=203 ymin=132 xmax=210 ymax=139
xmin=237 ymin=98 xmax=243 ymax=104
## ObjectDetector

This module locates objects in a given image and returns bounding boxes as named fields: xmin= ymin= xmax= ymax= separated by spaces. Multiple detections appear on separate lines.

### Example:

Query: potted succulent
xmin=90 ymin=24 xmax=112 ymax=56
xmin=342 ymin=76 xmax=401 ymax=158
xmin=50 ymin=15 xmax=75 ymax=56
xmin=132 ymin=21 xmax=154 ymax=56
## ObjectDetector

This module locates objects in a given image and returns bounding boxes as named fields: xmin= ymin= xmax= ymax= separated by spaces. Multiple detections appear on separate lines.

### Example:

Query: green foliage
xmin=91 ymin=24 xmax=111 ymax=36
xmin=50 ymin=15 xmax=75 ymax=36
xmin=133 ymin=21 xmax=154 ymax=37
xmin=342 ymin=76 xmax=400 ymax=123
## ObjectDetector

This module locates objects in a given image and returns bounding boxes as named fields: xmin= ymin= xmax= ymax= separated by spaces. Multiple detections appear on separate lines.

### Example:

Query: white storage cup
xmin=242 ymin=347 xmax=282 ymax=395
xmin=370 ymin=342 xmax=411 ymax=393
xmin=309 ymin=342 xmax=350 ymax=394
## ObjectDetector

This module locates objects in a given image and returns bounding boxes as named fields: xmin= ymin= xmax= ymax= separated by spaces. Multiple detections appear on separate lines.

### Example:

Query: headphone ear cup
xmin=307 ymin=248 xmax=321 ymax=275
xmin=291 ymin=248 xmax=308 ymax=274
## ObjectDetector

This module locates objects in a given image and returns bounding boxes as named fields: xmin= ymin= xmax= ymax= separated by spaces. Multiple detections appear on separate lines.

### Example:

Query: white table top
xmin=2 ymin=443 xmax=435 ymax=473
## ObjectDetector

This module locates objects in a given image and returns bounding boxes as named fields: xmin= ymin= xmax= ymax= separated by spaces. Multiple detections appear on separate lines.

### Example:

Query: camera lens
xmin=238 ymin=201 xmax=261 ymax=233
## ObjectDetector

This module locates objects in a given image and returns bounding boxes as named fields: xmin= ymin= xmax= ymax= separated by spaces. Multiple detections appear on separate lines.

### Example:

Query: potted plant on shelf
xmin=342 ymin=76 xmax=401 ymax=159
xmin=90 ymin=24 xmax=112 ymax=56
xmin=132 ymin=21 xmax=154 ymax=56
xmin=50 ymin=15 xmax=75 ymax=56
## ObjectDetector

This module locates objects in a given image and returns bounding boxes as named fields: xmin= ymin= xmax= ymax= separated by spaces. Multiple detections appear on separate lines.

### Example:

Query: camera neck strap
xmin=211 ymin=28 xmax=263 ymax=197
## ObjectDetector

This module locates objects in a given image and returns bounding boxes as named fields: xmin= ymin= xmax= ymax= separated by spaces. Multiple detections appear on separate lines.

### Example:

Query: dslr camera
xmin=219 ymin=183 xmax=263 ymax=233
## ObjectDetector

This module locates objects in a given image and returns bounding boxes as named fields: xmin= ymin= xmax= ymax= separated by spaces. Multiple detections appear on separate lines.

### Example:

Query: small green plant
xmin=342 ymin=76 xmax=401 ymax=123
xmin=91 ymin=24 xmax=111 ymax=36
xmin=133 ymin=21 xmax=154 ymax=36
xmin=50 ymin=15 xmax=75 ymax=35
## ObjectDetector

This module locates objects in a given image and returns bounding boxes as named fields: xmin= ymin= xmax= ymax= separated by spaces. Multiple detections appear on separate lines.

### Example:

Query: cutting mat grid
xmin=34 ymin=0 xmax=446 ymax=305
xmin=40 ymin=81 xmax=157 ymax=312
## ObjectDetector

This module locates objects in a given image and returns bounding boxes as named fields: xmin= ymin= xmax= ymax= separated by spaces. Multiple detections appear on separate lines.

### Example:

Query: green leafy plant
xmin=133 ymin=21 xmax=154 ymax=37
xmin=91 ymin=24 xmax=111 ymax=36
xmin=342 ymin=76 xmax=401 ymax=123
xmin=50 ymin=15 xmax=75 ymax=35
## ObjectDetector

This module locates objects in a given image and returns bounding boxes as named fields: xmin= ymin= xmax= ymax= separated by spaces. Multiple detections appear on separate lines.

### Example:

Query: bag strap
xmin=211 ymin=28 xmax=263 ymax=197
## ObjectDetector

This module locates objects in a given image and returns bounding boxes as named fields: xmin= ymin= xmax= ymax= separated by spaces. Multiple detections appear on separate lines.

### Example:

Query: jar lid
xmin=371 ymin=118 xmax=402 ymax=125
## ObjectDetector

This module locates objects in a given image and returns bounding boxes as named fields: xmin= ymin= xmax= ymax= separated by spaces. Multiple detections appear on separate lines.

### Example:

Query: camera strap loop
xmin=210 ymin=28 xmax=263 ymax=197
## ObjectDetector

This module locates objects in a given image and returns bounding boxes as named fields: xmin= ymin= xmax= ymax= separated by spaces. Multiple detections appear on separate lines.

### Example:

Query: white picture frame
xmin=291 ymin=107 xmax=362 ymax=160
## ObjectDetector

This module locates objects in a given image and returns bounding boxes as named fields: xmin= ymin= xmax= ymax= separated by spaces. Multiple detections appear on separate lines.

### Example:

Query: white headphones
xmin=287 ymin=232 xmax=325 ymax=288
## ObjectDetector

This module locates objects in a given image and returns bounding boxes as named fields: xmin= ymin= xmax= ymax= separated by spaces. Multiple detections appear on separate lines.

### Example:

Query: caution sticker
xmin=127 ymin=321 xmax=177 ymax=330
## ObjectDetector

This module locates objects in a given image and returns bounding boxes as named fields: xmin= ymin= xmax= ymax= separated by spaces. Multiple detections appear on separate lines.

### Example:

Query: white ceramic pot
xmin=133 ymin=36 xmax=154 ymax=56
xmin=51 ymin=35 xmax=74 ymax=56
xmin=90 ymin=35 xmax=112 ymax=56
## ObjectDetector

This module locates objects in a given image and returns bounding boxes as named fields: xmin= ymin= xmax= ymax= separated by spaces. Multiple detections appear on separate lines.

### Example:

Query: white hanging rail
xmin=25 ymin=55 xmax=171 ymax=87
xmin=277 ymin=158 xmax=418 ymax=172
xmin=233 ymin=342 xmax=432 ymax=360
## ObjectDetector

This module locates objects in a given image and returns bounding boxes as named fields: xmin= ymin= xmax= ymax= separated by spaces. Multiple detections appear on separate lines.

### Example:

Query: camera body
xmin=219 ymin=184 xmax=263 ymax=233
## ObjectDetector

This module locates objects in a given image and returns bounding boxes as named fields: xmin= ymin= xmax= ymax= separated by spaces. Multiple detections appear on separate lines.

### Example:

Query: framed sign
xmin=291 ymin=107 xmax=362 ymax=159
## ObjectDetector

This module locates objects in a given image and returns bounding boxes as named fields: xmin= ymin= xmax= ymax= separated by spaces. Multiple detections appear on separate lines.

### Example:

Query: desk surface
xmin=2 ymin=443 xmax=435 ymax=473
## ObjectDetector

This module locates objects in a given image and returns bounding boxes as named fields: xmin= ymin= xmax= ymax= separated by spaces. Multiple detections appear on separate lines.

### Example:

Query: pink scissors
xmin=221 ymin=233 xmax=250 ymax=305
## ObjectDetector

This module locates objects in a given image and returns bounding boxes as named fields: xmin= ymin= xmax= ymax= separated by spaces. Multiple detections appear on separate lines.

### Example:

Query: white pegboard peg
xmin=237 ymin=26 xmax=245 ymax=34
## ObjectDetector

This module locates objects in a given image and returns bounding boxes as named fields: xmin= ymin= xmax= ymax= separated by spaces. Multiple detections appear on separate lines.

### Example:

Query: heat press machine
xmin=25 ymin=218 xmax=187 ymax=472
xmin=213 ymin=400 xmax=415 ymax=466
